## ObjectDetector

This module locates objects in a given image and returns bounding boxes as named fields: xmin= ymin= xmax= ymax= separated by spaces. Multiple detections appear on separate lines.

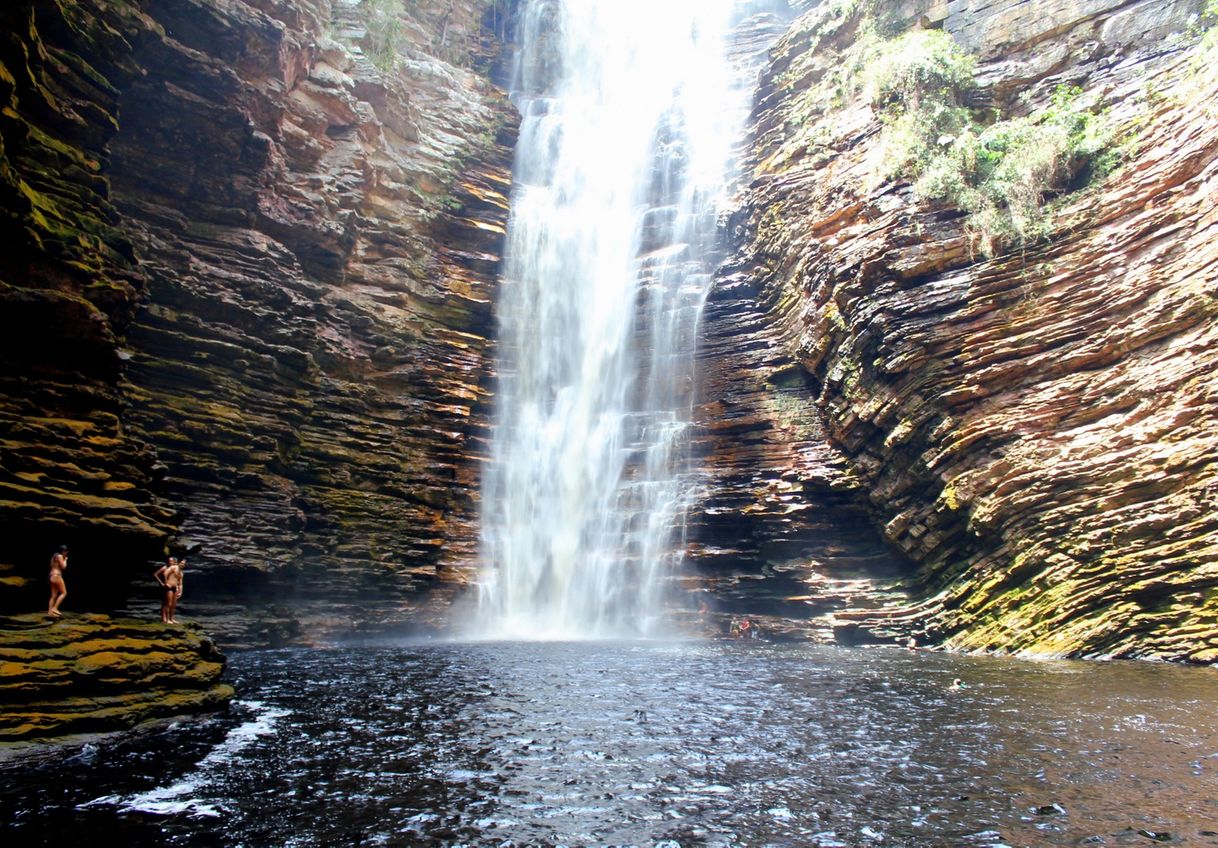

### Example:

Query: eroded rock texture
xmin=0 ymin=1 xmax=177 ymax=603
xmin=112 ymin=0 xmax=514 ymax=635
xmin=712 ymin=0 xmax=1217 ymax=659
xmin=0 ymin=613 xmax=232 ymax=748
xmin=0 ymin=0 xmax=514 ymax=638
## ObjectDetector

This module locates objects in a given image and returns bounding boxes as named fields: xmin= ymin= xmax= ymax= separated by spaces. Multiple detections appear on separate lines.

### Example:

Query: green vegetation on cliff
xmin=776 ymin=6 xmax=1119 ymax=257
xmin=356 ymin=0 xmax=499 ymax=71
xmin=1200 ymin=0 xmax=1218 ymax=51
xmin=863 ymin=29 xmax=1116 ymax=256
xmin=913 ymin=85 xmax=1116 ymax=257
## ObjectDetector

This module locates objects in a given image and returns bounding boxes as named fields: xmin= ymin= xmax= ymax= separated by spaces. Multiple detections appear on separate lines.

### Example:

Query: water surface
xmin=5 ymin=642 xmax=1218 ymax=846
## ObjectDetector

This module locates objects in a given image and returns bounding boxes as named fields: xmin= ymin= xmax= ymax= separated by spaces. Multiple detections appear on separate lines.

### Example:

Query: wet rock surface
xmin=0 ymin=613 xmax=233 ymax=750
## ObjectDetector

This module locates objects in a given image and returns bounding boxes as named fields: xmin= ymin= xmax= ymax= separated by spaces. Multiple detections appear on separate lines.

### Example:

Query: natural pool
xmin=4 ymin=641 xmax=1218 ymax=846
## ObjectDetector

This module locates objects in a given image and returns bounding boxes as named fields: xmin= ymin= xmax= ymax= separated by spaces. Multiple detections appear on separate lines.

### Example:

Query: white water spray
xmin=477 ymin=0 xmax=751 ymax=638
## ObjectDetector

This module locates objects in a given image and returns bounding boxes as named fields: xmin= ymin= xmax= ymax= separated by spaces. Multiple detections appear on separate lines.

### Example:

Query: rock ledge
xmin=0 ymin=613 xmax=233 ymax=751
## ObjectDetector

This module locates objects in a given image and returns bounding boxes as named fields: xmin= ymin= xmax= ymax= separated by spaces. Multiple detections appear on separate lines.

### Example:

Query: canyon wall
xmin=2 ymin=0 xmax=1215 ymax=661
xmin=702 ymin=0 xmax=1218 ymax=659
xmin=0 ymin=0 xmax=514 ymax=642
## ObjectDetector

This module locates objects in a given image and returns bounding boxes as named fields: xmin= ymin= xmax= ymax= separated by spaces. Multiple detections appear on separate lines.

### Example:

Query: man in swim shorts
xmin=155 ymin=555 xmax=184 ymax=624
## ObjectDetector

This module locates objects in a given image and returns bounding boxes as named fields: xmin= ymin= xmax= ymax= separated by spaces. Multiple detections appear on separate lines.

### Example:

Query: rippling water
xmin=5 ymin=642 xmax=1218 ymax=846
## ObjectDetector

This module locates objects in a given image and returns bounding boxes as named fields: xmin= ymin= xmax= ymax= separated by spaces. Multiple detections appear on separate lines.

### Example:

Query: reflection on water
xmin=4 ymin=642 xmax=1218 ymax=846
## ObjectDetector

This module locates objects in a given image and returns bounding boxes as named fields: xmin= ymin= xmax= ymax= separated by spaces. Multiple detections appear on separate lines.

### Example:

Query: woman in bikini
xmin=47 ymin=545 xmax=68 ymax=618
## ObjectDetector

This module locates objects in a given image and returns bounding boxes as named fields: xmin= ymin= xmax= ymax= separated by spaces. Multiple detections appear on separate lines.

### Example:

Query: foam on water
xmin=79 ymin=700 xmax=288 ymax=818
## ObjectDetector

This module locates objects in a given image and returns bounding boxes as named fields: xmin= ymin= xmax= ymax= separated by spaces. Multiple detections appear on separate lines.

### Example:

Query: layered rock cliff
xmin=2 ymin=0 xmax=1215 ymax=663
xmin=0 ymin=0 xmax=515 ymax=641
xmin=0 ymin=0 xmax=179 ymax=604
xmin=111 ymin=0 xmax=514 ymax=638
xmin=705 ymin=0 xmax=1217 ymax=659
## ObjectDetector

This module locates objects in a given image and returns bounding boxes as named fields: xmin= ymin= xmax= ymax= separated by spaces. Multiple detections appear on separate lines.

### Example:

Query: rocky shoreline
xmin=0 ymin=613 xmax=233 ymax=755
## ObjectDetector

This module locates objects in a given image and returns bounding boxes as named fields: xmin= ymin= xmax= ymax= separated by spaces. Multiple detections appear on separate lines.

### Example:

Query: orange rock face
xmin=0 ymin=0 xmax=514 ymax=638
xmin=706 ymin=0 xmax=1218 ymax=659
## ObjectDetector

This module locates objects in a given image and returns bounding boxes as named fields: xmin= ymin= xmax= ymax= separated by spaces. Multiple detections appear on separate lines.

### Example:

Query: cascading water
xmin=477 ymin=0 xmax=751 ymax=639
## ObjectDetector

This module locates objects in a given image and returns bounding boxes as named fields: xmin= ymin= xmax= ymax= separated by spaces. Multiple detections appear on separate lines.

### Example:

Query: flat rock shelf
xmin=0 ymin=613 xmax=233 ymax=754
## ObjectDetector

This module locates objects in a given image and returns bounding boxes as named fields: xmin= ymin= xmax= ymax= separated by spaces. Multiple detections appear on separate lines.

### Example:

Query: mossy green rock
xmin=0 ymin=613 xmax=233 ymax=745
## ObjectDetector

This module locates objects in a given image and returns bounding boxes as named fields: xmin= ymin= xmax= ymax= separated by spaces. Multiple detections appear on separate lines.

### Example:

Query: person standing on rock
xmin=155 ymin=556 xmax=184 ymax=624
xmin=47 ymin=544 xmax=68 ymax=618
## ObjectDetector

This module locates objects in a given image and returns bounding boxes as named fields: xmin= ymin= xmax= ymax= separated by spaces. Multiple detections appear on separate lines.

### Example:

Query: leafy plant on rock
xmin=863 ymin=28 xmax=976 ymax=182
xmin=915 ymin=85 xmax=1116 ymax=256
xmin=858 ymin=26 xmax=1115 ymax=257
xmin=361 ymin=0 xmax=405 ymax=72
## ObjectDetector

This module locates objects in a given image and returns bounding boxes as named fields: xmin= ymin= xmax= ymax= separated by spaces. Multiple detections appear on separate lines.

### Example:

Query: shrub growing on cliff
xmin=864 ymin=29 xmax=976 ymax=180
xmin=1203 ymin=0 xmax=1218 ymax=47
xmin=362 ymin=0 xmax=405 ymax=71
xmin=862 ymin=26 xmax=1115 ymax=257
xmin=866 ymin=29 xmax=976 ymax=114
xmin=915 ymin=85 xmax=1116 ymax=256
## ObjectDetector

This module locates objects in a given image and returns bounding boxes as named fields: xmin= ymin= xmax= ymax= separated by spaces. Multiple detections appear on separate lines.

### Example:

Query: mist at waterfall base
xmin=6 ymin=642 xmax=1218 ymax=847
xmin=475 ymin=0 xmax=751 ymax=639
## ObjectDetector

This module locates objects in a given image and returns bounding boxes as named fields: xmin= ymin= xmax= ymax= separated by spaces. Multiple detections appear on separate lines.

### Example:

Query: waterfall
xmin=477 ymin=0 xmax=750 ymax=639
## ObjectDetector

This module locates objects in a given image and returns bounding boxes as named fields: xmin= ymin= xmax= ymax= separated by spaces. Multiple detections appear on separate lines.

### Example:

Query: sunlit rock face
xmin=0 ymin=0 xmax=516 ymax=638
xmin=712 ymin=0 xmax=1218 ymax=659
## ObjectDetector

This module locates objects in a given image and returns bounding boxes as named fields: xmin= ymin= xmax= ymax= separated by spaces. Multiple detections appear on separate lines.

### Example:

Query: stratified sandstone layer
xmin=717 ymin=0 xmax=1217 ymax=659
xmin=681 ymin=4 xmax=910 ymax=642
xmin=111 ymin=0 xmax=514 ymax=634
xmin=0 ymin=0 xmax=515 ymax=638
xmin=0 ymin=614 xmax=232 ymax=748
xmin=0 ymin=1 xmax=178 ymax=602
